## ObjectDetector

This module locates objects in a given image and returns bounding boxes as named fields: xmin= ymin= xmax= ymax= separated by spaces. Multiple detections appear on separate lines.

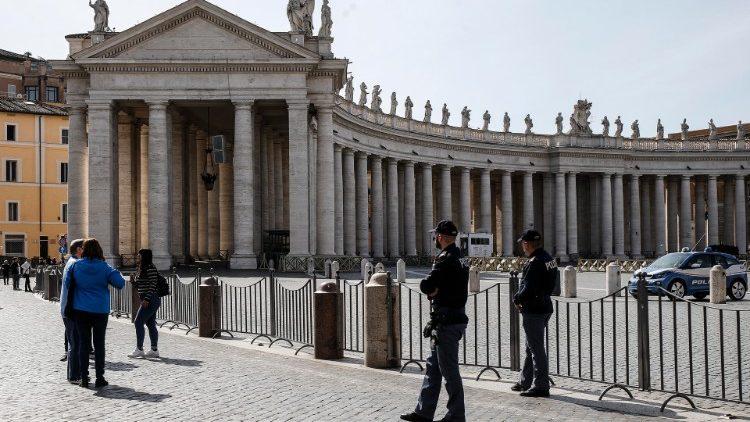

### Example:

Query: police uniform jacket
xmin=513 ymin=248 xmax=557 ymax=314
xmin=420 ymin=243 xmax=469 ymax=324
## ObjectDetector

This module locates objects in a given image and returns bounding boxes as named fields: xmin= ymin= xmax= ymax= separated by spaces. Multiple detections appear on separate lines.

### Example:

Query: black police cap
xmin=517 ymin=229 xmax=542 ymax=243
xmin=431 ymin=220 xmax=459 ymax=236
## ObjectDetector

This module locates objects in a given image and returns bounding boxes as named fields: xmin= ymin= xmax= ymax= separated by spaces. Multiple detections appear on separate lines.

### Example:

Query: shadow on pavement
xmin=105 ymin=361 xmax=138 ymax=372
xmin=549 ymin=393 xmax=689 ymax=419
xmin=94 ymin=385 xmax=172 ymax=402
xmin=148 ymin=357 xmax=203 ymax=367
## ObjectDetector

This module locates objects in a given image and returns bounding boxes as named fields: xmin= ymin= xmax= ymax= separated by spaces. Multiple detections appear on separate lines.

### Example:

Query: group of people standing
xmin=60 ymin=239 xmax=166 ymax=388
xmin=1 ymin=257 xmax=32 ymax=291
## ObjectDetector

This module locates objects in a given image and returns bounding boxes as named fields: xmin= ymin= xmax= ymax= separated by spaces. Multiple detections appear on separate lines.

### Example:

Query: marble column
xmin=501 ymin=171 xmax=514 ymax=256
xmin=694 ymin=178 xmax=706 ymax=249
xmin=404 ymin=161 xmax=417 ymax=256
xmin=355 ymin=152 xmax=369 ymax=256
xmin=554 ymin=173 xmax=567 ymax=260
xmin=253 ymin=116 xmax=263 ymax=255
xmin=266 ymin=132 xmax=276 ymax=228
xmin=196 ymin=130 xmax=208 ymax=259
xmin=316 ymin=107 xmax=335 ymax=255
xmin=230 ymin=101 xmax=256 ymax=268
xmin=459 ymin=168 xmax=471 ymax=233
xmin=542 ymin=174 xmax=554 ymax=253
xmin=117 ymin=112 xmax=134 ymax=256
xmin=147 ymin=101 xmax=171 ymax=269
xmin=170 ymin=112 xmax=185 ymax=261
xmin=736 ymin=174 xmax=747 ymax=254
xmin=613 ymin=174 xmax=625 ymax=257
xmin=187 ymin=126 xmax=198 ymax=258
xmin=439 ymin=165 xmax=452 ymax=221
xmin=87 ymin=101 xmax=115 ymax=261
xmin=567 ymin=172 xmax=579 ymax=258
xmin=287 ymin=101 xmax=310 ymax=256
xmin=207 ymin=165 xmax=220 ymax=258
xmin=260 ymin=129 xmax=269 ymax=235
xmin=723 ymin=178 xmax=735 ymax=245
xmin=66 ymin=105 xmax=88 ymax=242
xmin=707 ymin=175 xmax=719 ymax=245
xmin=523 ymin=171 xmax=534 ymax=230
xmin=654 ymin=175 xmax=667 ymax=255
xmin=479 ymin=168 xmax=492 ymax=233
xmin=600 ymin=173 xmax=613 ymax=257
xmin=680 ymin=175 xmax=693 ymax=249
xmin=589 ymin=176 xmax=601 ymax=255
xmin=386 ymin=158 xmax=399 ymax=257
xmin=421 ymin=164 xmax=434 ymax=255
xmin=139 ymin=124 xmax=150 ymax=249
xmin=219 ymin=158 xmax=234 ymax=256
xmin=667 ymin=178 xmax=679 ymax=252
xmin=629 ymin=175 xmax=642 ymax=258
xmin=274 ymin=139 xmax=285 ymax=230
xmin=334 ymin=145 xmax=344 ymax=255
xmin=343 ymin=149 xmax=356 ymax=255
xmin=640 ymin=178 xmax=652 ymax=255
xmin=370 ymin=156 xmax=384 ymax=258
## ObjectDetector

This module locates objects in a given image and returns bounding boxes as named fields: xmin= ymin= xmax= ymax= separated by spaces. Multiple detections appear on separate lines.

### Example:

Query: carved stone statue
xmin=631 ymin=119 xmax=640 ymax=139
xmin=424 ymin=100 xmax=433 ymax=123
xmin=318 ymin=0 xmax=332 ymax=38
xmin=404 ymin=96 xmax=414 ymax=120
xmin=568 ymin=100 xmax=593 ymax=136
xmin=441 ymin=104 xmax=450 ymax=126
xmin=90 ymin=0 xmax=111 ymax=32
xmin=614 ymin=116 xmax=623 ymax=137
xmin=390 ymin=92 xmax=398 ymax=116
xmin=555 ymin=112 xmax=564 ymax=135
xmin=601 ymin=116 xmax=610 ymax=137
xmin=344 ymin=76 xmax=354 ymax=102
xmin=358 ymin=82 xmax=368 ymax=107
xmin=461 ymin=106 xmax=471 ymax=128
xmin=309 ymin=114 xmax=319 ymax=133
xmin=656 ymin=119 xmax=664 ymax=140
xmin=482 ymin=111 xmax=491 ymax=131
xmin=708 ymin=119 xmax=718 ymax=140
xmin=681 ymin=118 xmax=689 ymax=141
xmin=524 ymin=114 xmax=533 ymax=135
xmin=737 ymin=121 xmax=746 ymax=140
xmin=503 ymin=112 xmax=510 ymax=132
xmin=287 ymin=0 xmax=315 ymax=36
xmin=371 ymin=85 xmax=383 ymax=113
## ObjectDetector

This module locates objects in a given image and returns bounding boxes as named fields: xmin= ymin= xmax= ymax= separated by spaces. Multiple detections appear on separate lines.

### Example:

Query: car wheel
xmin=667 ymin=280 xmax=686 ymax=300
xmin=729 ymin=279 xmax=747 ymax=301
xmin=693 ymin=292 xmax=707 ymax=301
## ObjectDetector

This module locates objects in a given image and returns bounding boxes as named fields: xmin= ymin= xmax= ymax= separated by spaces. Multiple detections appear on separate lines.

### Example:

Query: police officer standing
xmin=401 ymin=220 xmax=469 ymax=422
xmin=512 ymin=229 xmax=558 ymax=398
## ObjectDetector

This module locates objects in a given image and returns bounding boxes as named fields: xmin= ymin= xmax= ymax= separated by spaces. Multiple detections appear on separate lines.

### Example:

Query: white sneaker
xmin=145 ymin=349 xmax=159 ymax=358
xmin=127 ymin=348 xmax=145 ymax=358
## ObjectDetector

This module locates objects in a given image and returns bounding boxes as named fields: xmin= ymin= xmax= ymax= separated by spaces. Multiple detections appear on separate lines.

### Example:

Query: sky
xmin=2 ymin=0 xmax=749 ymax=135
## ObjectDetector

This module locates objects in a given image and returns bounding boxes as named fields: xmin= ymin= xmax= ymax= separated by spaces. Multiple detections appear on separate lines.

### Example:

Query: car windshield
xmin=648 ymin=253 xmax=691 ymax=270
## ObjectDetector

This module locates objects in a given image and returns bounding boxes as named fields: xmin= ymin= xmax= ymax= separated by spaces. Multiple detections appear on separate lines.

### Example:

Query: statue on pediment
xmin=319 ymin=0 xmax=332 ymax=38
xmin=461 ymin=106 xmax=471 ymax=128
xmin=287 ymin=0 xmax=315 ymax=36
xmin=601 ymin=116 xmax=610 ymax=137
xmin=344 ymin=76 xmax=354 ymax=102
xmin=390 ymin=92 xmax=398 ymax=116
xmin=737 ymin=121 xmax=745 ymax=140
xmin=441 ymin=104 xmax=450 ymax=126
xmin=708 ymin=119 xmax=718 ymax=140
xmin=614 ymin=116 xmax=623 ymax=137
xmin=424 ymin=100 xmax=433 ymax=123
xmin=482 ymin=111 xmax=491 ymax=131
xmin=631 ymin=119 xmax=640 ymax=139
xmin=656 ymin=119 xmax=664 ymax=140
xmin=524 ymin=114 xmax=533 ymax=135
xmin=371 ymin=85 xmax=383 ymax=113
xmin=503 ymin=112 xmax=510 ymax=132
xmin=556 ymin=112 xmax=564 ymax=135
xmin=681 ymin=118 xmax=689 ymax=140
xmin=568 ymin=100 xmax=592 ymax=136
xmin=405 ymin=96 xmax=414 ymax=120
xmin=358 ymin=82 xmax=368 ymax=107
xmin=90 ymin=0 xmax=111 ymax=32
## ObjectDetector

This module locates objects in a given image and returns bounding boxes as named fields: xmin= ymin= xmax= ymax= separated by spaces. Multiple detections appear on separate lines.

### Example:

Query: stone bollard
xmin=606 ymin=262 xmax=622 ymax=296
xmin=364 ymin=271 xmax=401 ymax=369
xmin=562 ymin=266 xmax=577 ymax=298
xmin=324 ymin=259 xmax=332 ymax=278
xmin=46 ymin=268 xmax=60 ymax=301
xmin=198 ymin=274 xmax=221 ymax=338
xmin=364 ymin=261 xmax=373 ymax=282
xmin=307 ymin=259 xmax=316 ymax=276
xmin=268 ymin=259 xmax=275 ymax=271
xmin=361 ymin=258 xmax=370 ymax=282
xmin=374 ymin=262 xmax=386 ymax=273
xmin=710 ymin=265 xmax=727 ymax=304
xmin=469 ymin=266 xmax=480 ymax=293
xmin=330 ymin=260 xmax=340 ymax=279
xmin=396 ymin=259 xmax=406 ymax=284
xmin=130 ymin=275 xmax=142 ymax=323
xmin=314 ymin=281 xmax=344 ymax=359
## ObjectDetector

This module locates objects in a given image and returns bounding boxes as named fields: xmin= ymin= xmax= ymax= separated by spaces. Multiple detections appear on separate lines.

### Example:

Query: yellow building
xmin=0 ymin=97 xmax=68 ymax=259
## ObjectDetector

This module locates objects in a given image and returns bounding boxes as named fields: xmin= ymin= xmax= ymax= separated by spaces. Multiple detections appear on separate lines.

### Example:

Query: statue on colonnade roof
xmin=614 ymin=116 xmax=623 ymax=137
xmin=405 ymin=97 xmax=414 ymax=120
xmin=89 ymin=0 xmax=111 ymax=32
xmin=681 ymin=118 xmax=689 ymax=141
xmin=656 ymin=119 xmax=664 ymax=140
xmin=503 ymin=112 xmax=510 ymax=133
xmin=371 ymin=85 xmax=383 ymax=113
xmin=441 ymin=104 xmax=450 ymax=126
xmin=287 ymin=0 xmax=315 ymax=36
xmin=319 ymin=0 xmax=332 ymax=38
xmin=482 ymin=111 xmax=491 ymax=131
xmin=568 ymin=99 xmax=592 ymax=136
xmin=524 ymin=114 xmax=533 ymax=135
xmin=601 ymin=116 xmax=610 ymax=137
xmin=358 ymin=82 xmax=368 ymax=107
xmin=424 ymin=100 xmax=433 ymax=123
xmin=461 ymin=106 xmax=471 ymax=128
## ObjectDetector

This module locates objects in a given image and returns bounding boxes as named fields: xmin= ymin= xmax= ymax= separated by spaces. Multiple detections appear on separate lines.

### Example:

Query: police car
xmin=628 ymin=250 xmax=748 ymax=300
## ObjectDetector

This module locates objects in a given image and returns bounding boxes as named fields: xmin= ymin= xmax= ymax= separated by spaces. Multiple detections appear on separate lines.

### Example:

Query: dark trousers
xmin=415 ymin=323 xmax=467 ymax=422
xmin=24 ymin=274 xmax=31 ymax=292
xmin=519 ymin=312 xmax=552 ymax=390
xmin=2 ymin=274 xmax=8 ymax=285
xmin=63 ymin=317 xmax=81 ymax=381
xmin=75 ymin=311 xmax=108 ymax=381
xmin=12 ymin=275 xmax=20 ymax=290
xmin=134 ymin=296 xmax=161 ymax=350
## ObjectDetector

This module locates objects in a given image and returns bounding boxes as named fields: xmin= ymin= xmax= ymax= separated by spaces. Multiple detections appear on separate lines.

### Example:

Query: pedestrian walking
xmin=1 ymin=260 xmax=9 ymax=285
xmin=128 ymin=249 xmax=163 ymax=359
xmin=60 ymin=239 xmax=84 ymax=380
xmin=401 ymin=220 xmax=469 ymax=422
xmin=11 ymin=258 xmax=21 ymax=290
xmin=511 ymin=230 xmax=558 ymax=398
xmin=21 ymin=258 xmax=32 ymax=292
xmin=66 ymin=238 xmax=126 ymax=388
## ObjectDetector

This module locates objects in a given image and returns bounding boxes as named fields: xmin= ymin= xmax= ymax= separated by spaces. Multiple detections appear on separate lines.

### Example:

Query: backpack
xmin=157 ymin=272 xmax=170 ymax=297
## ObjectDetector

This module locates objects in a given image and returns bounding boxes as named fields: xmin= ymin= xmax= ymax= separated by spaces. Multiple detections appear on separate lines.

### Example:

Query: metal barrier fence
xmin=271 ymin=276 xmax=315 ymax=353
xmin=341 ymin=278 xmax=365 ymax=353
xmin=109 ymin=280 xmax=133 ymax=319
xmin=156 ymin=271 xmax=200 ymax=332
xmin=219 ymin=276 xmax=273 ymax=340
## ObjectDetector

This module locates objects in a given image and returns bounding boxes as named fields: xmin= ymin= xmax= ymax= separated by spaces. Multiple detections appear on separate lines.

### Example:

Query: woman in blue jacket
xmin=67 ymin=238 xmax=126 ymax=388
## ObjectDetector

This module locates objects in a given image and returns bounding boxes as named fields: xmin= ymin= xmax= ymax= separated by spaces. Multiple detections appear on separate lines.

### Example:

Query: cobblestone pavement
xmin=1 ymin=286 xmax=747 ymax=421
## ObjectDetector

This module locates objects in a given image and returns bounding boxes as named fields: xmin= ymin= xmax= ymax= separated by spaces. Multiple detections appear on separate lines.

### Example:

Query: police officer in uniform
xmin=401 ymin=220 xmax=469 ymax=422
xmin=512 ymin=229 xmax=558 ymax=397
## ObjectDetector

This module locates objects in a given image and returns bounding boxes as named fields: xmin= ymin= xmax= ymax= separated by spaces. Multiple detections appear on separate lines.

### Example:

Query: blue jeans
xmin=134 ymin=295 xmax=161 ymax=350
xmin=519 ymin=312 xmax=552 ymax=390
xmin=63 ymin=317 xmax=80 ymax=381
xmin=416 ymin=323 xmax=467 ymax=421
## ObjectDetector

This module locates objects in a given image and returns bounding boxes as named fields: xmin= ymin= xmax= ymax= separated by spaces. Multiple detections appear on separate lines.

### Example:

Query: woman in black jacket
xmin=128 ymin=249 xmax=162 ymax=358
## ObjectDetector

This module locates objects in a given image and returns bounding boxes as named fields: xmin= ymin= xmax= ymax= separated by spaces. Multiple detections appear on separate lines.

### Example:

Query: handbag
xmin=157 ymin=272 xmax=170 ymax=297
xmin=63 ymin=263 xmax=77 ymax=319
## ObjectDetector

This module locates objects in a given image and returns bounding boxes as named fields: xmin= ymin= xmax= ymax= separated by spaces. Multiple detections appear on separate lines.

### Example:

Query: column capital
xmin=461 ymin=166 xmax=471 ymax=174
xmin=342 ymin=147 xmax=355 ymax=157
xmin=145 ymin=100 xmax=170 ymax=110
xmin=421 ymin=162 xmax=432 ymax=169
xmin=613 ymin=173 xmax=624 ymax=180
xmin=117 ymin=111 xmax=134 ymax=124
xmin=682 ymin=174 xmax=692 ymax=180
xmin=355 ymin=150 xmax=368 ymax=159
xmin=334 ymin=143 xmax=342 ymax=152
xmin=315 ymin=105 xmax=335 ymax=114
xmin=286 ymin=100 xmax=310 ymax=110
xmin=85 ymin=99 xmax=112 ymax=111
xmin=655 ymin=174 xmax=666 ymax=179
xmin=65 ymin=104 xmax=87 ymax=115
xmin=386 ymin=156 xmax=399 ymax=165
xmin=567 ymin=171 xmax=578 ymax=176
xmin=630 ymin=173 xmax=640 ymax=180
xmin=233 ymin=100 xmax=255 ymax=110
xmin=441 ymin=163 xmax=452 ymax=170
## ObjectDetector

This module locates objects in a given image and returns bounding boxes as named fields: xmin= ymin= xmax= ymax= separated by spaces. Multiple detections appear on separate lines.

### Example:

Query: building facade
xmin=0 ymin=97 xmax=69 ymax=258
xmin=52 ymin=0 xmax=750 ymax=270
xmin=0 ymin=49 xmax=66 ymax=103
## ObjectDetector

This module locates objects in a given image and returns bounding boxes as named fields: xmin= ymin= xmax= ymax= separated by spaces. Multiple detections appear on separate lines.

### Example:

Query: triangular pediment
xmin=73 ymin=0 xmax=318 ymax=61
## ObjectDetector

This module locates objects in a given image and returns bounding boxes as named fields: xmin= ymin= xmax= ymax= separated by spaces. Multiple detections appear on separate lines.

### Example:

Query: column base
xmin=230 ymin=254 xmax=258 ymax=270
xmin=153 ymin=255 xmax=172 ymax=271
